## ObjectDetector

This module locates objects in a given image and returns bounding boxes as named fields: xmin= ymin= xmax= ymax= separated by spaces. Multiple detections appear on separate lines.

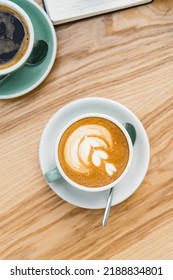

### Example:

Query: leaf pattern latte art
xmin=64 ymin=125 xmax=117 ymax=176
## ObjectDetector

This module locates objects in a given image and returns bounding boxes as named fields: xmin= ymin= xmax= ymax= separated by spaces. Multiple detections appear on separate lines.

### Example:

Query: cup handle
xmin=44 ymin=167 xmax=62 ymax=183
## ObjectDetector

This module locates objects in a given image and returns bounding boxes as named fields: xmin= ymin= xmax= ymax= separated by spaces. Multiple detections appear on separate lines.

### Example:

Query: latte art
xmin=58 ymin=117 xmax=129 ymax=188
xmin=64 ymin=125 xmax=117 ymax=176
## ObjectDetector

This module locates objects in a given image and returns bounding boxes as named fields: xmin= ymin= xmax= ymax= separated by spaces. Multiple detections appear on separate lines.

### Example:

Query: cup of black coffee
xmin=0 ymin=0 xmax=34 ymax=77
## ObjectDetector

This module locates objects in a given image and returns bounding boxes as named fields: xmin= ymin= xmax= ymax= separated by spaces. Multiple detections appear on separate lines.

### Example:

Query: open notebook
xmin=43 ymin=0 xmax=152 ymax=25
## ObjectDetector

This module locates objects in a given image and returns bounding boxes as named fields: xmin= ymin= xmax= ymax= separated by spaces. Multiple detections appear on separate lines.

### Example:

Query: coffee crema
xmin=58 ymin=117 xmax=129 ymax=188
xmin=0 ymin=5 xmax=30 ymax=70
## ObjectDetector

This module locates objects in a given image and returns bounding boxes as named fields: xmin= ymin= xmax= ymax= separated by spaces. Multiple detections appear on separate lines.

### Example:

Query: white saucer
xmin=39 ymin=98 xmax=150 ymax=209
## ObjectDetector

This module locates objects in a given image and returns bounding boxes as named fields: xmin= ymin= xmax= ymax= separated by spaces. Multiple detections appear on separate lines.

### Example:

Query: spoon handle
xmin=102 ymin=187 xmax=114 ymax=227
xmin=0 ymin=75 xmax=9 ymax=84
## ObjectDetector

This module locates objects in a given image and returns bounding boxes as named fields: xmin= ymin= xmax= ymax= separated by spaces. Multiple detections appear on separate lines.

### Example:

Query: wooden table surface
xmin=0 ymin=0 xmax=173 ymax=260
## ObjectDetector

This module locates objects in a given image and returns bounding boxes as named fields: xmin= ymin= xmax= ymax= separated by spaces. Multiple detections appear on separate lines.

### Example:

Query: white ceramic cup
xmin=0 ymin=0 xmax=34 ymax=76
xmin=44 ymin=113 xmax=133 ymax=192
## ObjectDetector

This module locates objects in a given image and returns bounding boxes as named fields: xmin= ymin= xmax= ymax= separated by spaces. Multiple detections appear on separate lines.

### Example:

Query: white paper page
xmin=44 ymin=0 xmax=152 ymax=24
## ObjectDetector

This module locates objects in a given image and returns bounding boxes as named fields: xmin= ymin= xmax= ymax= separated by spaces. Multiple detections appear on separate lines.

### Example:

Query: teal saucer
xmin=0 ymin=0 xmax=57 ymax=99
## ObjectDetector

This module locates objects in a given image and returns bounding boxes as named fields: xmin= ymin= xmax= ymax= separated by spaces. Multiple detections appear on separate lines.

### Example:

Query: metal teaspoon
xmin=102 ymin=123 xmax=137 ymax=227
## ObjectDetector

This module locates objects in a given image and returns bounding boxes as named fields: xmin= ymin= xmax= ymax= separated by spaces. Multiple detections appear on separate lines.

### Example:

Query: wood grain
xmin=0 ymin=0 xmax=173 ymax=260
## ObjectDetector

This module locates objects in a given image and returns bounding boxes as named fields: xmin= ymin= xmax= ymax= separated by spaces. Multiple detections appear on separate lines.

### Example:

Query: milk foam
xmin=64 ymin=124 xmax=117 ymax=175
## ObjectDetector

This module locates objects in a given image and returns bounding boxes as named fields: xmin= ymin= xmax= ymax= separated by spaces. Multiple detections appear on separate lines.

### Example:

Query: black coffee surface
xmin=0 ymin=10 xmax=25 ymax=65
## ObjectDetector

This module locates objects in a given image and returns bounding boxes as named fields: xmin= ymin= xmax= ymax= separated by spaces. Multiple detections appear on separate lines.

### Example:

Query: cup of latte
xmin=0 ymin=0 xmax=34 ymax=77
xmin=44 ymin=113 xmax=133 ymax=192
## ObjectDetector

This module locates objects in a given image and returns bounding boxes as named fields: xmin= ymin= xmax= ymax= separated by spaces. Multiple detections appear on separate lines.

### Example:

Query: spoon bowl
xmin=26 ymin=40 xmax=49 ymax=66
